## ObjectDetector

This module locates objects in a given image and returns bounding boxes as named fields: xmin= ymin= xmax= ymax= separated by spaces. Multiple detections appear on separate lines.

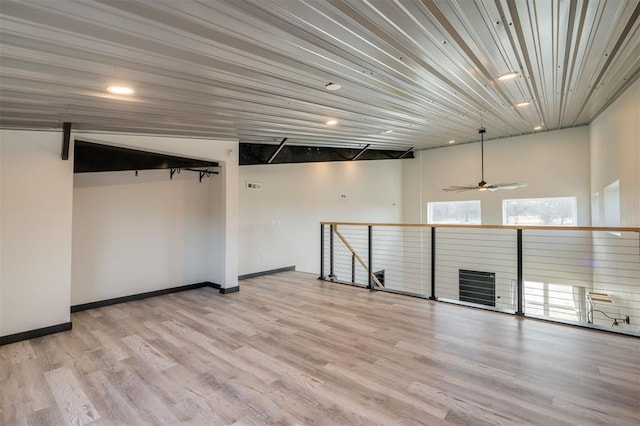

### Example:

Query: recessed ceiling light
xmin=515 ymin=101 xmax=531 ymax=107
xmin=326 ymin=119 xmax=338 ymax=125
xmin=533 ymin=125 xmax=543 ymax=131
xmin=497 ymin=71 xmax=519 ymax=81
xmin=382 ymin=129 xmax=393 ymax=135
xmin=448 ymin=140 xmax=456 ymax=144
xmin=106 ymin=86 xmax=135 ymax=95
xmin=325 ymin=82 xmax=342 ymax=91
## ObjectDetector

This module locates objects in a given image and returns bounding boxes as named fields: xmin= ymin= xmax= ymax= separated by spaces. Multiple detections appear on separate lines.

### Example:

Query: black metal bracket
xmin=169 ymin=167 xmax=219 ymax=182
xmin=61 ymin=122 xmax=71 ymax=160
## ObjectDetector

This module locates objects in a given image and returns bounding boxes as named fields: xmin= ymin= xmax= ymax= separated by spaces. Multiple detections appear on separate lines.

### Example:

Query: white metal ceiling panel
xmin=1 ymin=0 xmax=638 ymax=150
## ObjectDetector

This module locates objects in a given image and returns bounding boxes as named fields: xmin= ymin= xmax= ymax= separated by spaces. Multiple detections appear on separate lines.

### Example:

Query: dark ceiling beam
xmin=61 ymin=122 xmax=71 ymax=160
xmin=239 ymin=143 xmax=414 ymax=165
xmin=398 ymin=147 xmax=414 ymax=159
xmin=74 ymin=140 xmax=219 ymax=173
xmin=267 ymin=138 xmax=287 ymax=164
xmin=352 ymin=144 xmax=370 ymax=161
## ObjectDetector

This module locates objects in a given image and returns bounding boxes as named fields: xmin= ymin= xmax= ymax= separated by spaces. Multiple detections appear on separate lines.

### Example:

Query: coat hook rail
xmin=169 ymin=168 xmax=219 ymax=182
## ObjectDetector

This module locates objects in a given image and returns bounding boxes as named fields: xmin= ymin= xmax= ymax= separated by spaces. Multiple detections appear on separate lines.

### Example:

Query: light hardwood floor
xmin=1 ymin=271 xmax=639 ymax=425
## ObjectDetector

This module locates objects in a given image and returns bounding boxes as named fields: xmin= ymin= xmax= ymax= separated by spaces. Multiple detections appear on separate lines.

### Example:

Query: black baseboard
xmin=0 ymin=322 xmax=72 ymax=346
xmin=2 ymin=280 xmax=237 ymax=346
xmin=71 ymin=281 xmax=217 ymax=312
xmin=238 ymin=265 xmax=296 ymax=280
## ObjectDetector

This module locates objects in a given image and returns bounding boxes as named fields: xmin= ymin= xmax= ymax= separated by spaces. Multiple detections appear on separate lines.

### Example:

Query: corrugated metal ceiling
xmin=1 ymin=0 xmax=638 ymax=150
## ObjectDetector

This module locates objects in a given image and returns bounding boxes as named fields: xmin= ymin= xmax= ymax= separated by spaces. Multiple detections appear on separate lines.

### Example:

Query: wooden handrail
xmin=320 ymin=222 xmax=640 ymax=232
xmin=333 ymin=226 xmax=384 ymax=288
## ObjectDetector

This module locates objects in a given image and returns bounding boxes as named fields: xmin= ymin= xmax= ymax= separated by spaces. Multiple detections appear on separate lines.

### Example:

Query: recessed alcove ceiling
xmin=1 ymin=0 xmax=638 ymax=150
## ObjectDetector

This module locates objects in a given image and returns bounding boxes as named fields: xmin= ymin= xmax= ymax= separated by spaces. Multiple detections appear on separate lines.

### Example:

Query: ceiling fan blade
xmin=442 ymin=185 xmax=479 ymax=192
xmin=492 ymin=182 xmax=528 ymax=189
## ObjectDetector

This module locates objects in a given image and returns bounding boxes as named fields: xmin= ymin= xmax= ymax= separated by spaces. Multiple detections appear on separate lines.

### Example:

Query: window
xmin=427 ymin=200 xmax=481 ymax=224
xmin=524 ymin=281 xmax=582 ymax=322
xmin=603 ymin=180 xmax=620 ymax=228
xmin=502 ymin=196 xmax=577 ymax=226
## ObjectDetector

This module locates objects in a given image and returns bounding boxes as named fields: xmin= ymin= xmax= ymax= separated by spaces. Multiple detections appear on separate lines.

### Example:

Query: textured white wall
xmin=238 ymin=160 xmax=403 ymax=275
xmin=0 ymin=130 xmax=74 ymax=336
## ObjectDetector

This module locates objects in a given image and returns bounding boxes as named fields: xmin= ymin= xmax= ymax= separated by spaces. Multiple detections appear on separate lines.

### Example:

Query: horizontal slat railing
xmin=320 ymin=222 xmax=640 ymax=337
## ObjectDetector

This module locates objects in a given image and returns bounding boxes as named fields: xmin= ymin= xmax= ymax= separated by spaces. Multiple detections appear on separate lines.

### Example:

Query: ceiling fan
xmin=443 ymin=127 xmax=527 ymax=192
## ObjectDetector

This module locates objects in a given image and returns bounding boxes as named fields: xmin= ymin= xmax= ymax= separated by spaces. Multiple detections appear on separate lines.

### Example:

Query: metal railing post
xmin=430 ymin=226 xmax=437 ymax=300
xmin=319 ymin=224 xmax=325 ymax=279
xmin=516 ymin=229 xmax=524 ymax=316
xmin=329 ymin=224 xmax=335 ymax=280
xmin=351 ymin=254 xmax=355 ymax=283
xmin=368 ymin=225 xmax=373 ymax=290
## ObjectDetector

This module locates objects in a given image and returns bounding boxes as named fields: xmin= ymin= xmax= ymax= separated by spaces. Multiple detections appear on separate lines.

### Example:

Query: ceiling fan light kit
xmin=443 ymin=128 xmax=527 ymax=192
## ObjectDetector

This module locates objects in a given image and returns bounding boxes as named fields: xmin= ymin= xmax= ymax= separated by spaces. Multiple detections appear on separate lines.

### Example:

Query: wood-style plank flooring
xmin=1 ymin=271 xmax=639 ymax=425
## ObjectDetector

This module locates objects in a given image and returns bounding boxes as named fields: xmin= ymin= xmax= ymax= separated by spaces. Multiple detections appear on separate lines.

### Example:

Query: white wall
xmin=590 ymin=79 xmax=640 ymax=329
xmin=402 ymin=126 xmax=592 ymax=225
xmin=71 ymin=170 xmax=220 ymax=305
xmin=0 ymin=129 xmax=239 ymax=339
xmin=590 ymin=78 xmax=640 ymax=226
xmin=72 ymin=133 xmax=239 ymax=291
xmin=0 ymin=130 xmax=74 ymax=336
xmin=239 ymin=160 xmax=403 ymax=275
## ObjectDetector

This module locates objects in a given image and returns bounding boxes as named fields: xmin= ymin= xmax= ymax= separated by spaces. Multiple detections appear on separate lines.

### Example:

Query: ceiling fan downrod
xmin=479 ymin=127 xmax=486 ymax=187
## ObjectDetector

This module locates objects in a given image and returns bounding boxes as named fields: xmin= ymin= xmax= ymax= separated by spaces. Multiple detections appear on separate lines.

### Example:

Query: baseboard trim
xmin=220 ymin=286 xmax=240 ymax=294
xmin=71 ymin=282 xmax=216 ymax=312
xmin=0 ymin=322 xmax=72 ymax=346
xmin=238 ymin=265 xmax=296 ymax=280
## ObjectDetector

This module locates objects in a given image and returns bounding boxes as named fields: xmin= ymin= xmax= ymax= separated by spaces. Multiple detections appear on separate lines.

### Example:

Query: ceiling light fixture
xmin=515 ymin=101 xmax=531 ymax=107
xmin=382 ymin=129 xmax=393 ymax=135
xmin=448 ymin=140 xmax=456 ymax=144
xmin=326 ymin=119 xmax=338 ymax=125
xmin=497 ymin=71 xmax=519 ymax=81
xmin=533 ymin=125 xmax=543 ymax=131
xmin=106 ymin=85 xmax=135 ymax=95
xmin=325 ymin=82 xmax=341 ymax=91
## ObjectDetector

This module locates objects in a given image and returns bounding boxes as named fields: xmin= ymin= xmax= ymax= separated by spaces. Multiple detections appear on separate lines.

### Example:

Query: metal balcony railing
xmin=319 ymin=222 xmax=640 ymax=337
